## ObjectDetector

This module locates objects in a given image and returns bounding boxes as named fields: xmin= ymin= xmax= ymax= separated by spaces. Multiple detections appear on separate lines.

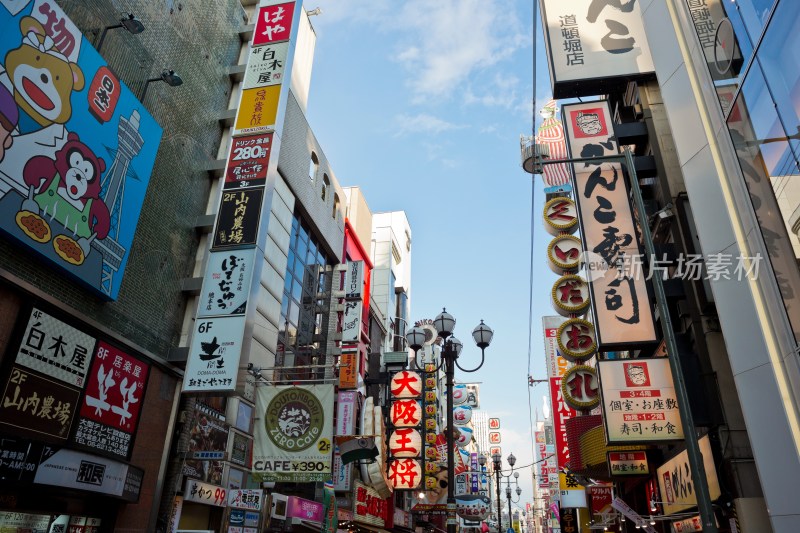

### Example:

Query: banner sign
xmin=540 ymin=0 xmax=654 ymax=97
xmin=353 ymin=480 xmax=389 ymax=527
xmin=224 ymin=134 xmax=273 ymax=190
xmin=344 ymin=261 xmax=365 ymax=299
xmin=183 ymin=315 xmax=247 ymax=393
xmin=15 ymin=308 xmax=96 ymax=388
xmin=184 ymin=478 xmax=227 ymax=507
xmin=212 ymin=188 xmax=264 ymax=250
xmin=598 ymin=358 xmax=684 ymax=443
xmin=562 ymin=101 xmax=657 ymax=350
xmin=197 ymin=249 xmax=256 ymax=318
xmin=341 ymin=300 xmax=362 ymax=343
xmin=229 ymin=489 xmax=264 ymax=511
xmin=608 ymin=451 xmax=649 ymax=476
xmin=656 ymin=435 xmax=721 ymax=515
xmin=0 ymin=364 xmax=80 ymax=440
xmin=332 ymin=391 xmax=357 ymax=491
xmin=0 ymin=0 xmax=163 ymax=299
xmin=244 ymin=42 xmax=289 ymax=90
xmin=253 ymin=385 xmax=334 ymax=481
xmin=73 ymin=340 xmax=149 ymax=459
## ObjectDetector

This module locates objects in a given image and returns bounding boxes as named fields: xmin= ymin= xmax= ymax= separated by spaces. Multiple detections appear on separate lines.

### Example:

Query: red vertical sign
xmin=549 ymin=377 xmax=576 ymax=469
xmin=253 ymin=2 xmax=295 ymax=45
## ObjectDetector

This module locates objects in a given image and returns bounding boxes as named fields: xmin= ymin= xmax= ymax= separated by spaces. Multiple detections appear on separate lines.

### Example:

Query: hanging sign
xmin=561 ymin=365 xmax=600 ymax=411
xmin=656 ymin=435 xmax=721 ymax=515
xmin=552 ymin=274 xmax=591 ymax=316
xmin=223 ymin=134 xmax=272 ymax=190
xmin=543 ymin=197 xmax=579 ymax=236
xmin=211 ymin=188 xmax=264 ymax=250
xmin=182 ymin=315 xmax=246 ymax=393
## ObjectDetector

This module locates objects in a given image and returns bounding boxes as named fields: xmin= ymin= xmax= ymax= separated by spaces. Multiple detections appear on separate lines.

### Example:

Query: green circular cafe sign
xmin=266 ymin=388 xmax=324 ymax=451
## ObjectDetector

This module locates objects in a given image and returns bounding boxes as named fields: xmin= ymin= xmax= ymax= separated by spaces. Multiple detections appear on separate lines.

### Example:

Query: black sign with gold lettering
xmin=560 ymin=507 xmax=578 ymax=533
xmin=212 ymin=187 xmax=264 ymax=250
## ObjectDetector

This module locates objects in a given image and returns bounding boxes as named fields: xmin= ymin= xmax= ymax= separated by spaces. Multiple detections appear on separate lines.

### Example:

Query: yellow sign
xmin=234 ymin=85 xmax=281 ymax=135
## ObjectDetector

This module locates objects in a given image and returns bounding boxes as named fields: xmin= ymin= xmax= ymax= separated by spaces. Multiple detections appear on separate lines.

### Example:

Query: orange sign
xmin=338 ymin=351 xmax=358 ymax=389
xmin=234 ymin=85 xmax=281 ymax=135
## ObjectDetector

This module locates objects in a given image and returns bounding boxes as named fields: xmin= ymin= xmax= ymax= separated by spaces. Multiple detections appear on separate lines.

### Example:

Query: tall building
xmin=532 ymin=1 xmax=800 ymax=532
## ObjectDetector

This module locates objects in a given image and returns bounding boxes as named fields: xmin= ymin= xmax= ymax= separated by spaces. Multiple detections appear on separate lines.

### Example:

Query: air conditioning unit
xmin=271 ymin=493 xmax=288 ymax=520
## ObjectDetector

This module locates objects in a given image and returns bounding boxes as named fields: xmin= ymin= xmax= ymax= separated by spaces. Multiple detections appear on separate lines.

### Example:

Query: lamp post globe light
xmin=405 ymin=309 xmax=494 ymax=533
xmin=492 ymin=452 xmax=520 ymax=533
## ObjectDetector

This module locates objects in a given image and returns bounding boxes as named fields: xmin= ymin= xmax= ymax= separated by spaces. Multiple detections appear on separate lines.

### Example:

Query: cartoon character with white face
xmin=575 ymin=111 xmax=604 ymax=136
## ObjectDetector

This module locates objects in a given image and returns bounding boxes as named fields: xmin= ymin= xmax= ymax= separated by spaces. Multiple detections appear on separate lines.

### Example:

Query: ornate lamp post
xmin=492 ymin=452 xmax=520 ymax=533
xmin=406 ymin=309 xmax=494 ymax=533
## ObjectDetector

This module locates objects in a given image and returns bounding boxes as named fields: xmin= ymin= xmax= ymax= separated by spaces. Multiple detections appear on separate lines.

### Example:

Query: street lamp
xmin=492 ymin=452 xmax=520 ymax=533
xmin=406 ymin=309 xmax=493 ymax=533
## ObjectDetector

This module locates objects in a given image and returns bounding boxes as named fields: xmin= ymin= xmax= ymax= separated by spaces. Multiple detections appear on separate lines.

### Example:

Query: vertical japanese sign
xmin=0 ymin=0 xmax=162 ymax=300
xmin=543 ymin=317 xmax=574 ymax=473
xmin=184 ymin=0 xmax=299 ymax=395
xmin=597 ymin=358 xmax=684 ymax=443
xmin=540 ymin=0 xmax=654 ymax=97
xmin=387 ymin=370 xmax=423 ymax=491
xmin=341 ymin=300 xmax=362 ymax=343
xmin=332 ymin=391 xmax=357 ymax=491
xmin=562 ymin=101 xmax=657 ymax=350
xmin=253 ymin=384 xmax=334 ymax=481
xmin=73 ymin=341 xmax=149 ymax=459
xmin=344 ymin=261 xmax=365 ymax=299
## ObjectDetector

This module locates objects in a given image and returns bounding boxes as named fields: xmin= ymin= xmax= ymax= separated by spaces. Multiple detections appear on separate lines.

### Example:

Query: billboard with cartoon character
xmin=0 ymin=0 xmax=162 ymax=299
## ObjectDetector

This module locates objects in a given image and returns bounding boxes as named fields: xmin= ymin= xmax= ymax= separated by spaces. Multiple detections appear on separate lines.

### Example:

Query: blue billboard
xmin=0 ymin=0 xmax=162 ymax=299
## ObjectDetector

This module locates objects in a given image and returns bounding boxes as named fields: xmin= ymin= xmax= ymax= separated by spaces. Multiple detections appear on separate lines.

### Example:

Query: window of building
xmin=322 ymin=174 xmax=330 ymax=201
xmin=309 ymin=152 xmax=319 ymax=181
xmin=333 ymin=193 xmax=340 ymax=220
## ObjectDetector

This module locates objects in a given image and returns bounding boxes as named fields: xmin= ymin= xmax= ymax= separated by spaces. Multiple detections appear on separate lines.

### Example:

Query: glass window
xmin=293 ymin=255 xmax=306 ymax=280
xmin=728 ymin=61 xmax=800 ymax=342
xmin=292 ymin=279 xmax=303 ymax=301
xmin=284 ymin=271 xmax=294 ymax=294
xmin=296 ymin=237 xmax=308 ymax=265
xmin=756 ymin=0 xmax=800 ymax=164
xmin=322 ymin=174 xmax=330 ymax=202
xmin=735 ymin=0 xmax=776 ymax=43
xmin=299 ymin=223 xmax=309 ymax=244
xmin=281 ymin=297 xmax=290 ymax=322
xmin=288 ymin=300 xmax=300 ymax=326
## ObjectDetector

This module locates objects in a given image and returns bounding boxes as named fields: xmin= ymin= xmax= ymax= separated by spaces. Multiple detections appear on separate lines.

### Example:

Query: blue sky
xmin=306 ymin=0 xmax=555 ymax=503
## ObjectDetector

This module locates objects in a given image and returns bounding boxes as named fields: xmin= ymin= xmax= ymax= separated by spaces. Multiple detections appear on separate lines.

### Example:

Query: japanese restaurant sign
xmin=608 ymin=451 xmax=649 ymax=476
xmin=15 ymin=308 xmax=96 ymax=388
xmin=182 ymin=315 xmax=247 ymax=393
xmin=354 ymin=480 xmax=389 ymax=527
xmin=244 ymin=42 xmax=289 ymax=90
xmin=344 ymin=261 xmax=365 ymax=299
xmin=73 ymin=341 xmax=150 ymax=459
xmin=540 ymin=0 xmax=654 ymax=97
xmin=387 ymin=370 xmax=423 ymax=490
xmin=598 ymin=358 xmax=684 ymax=443
xmin=563 ymin=101 xmax=657 ymax=350
xmin=198 ymin=249 xmax=256 ymax=318
xmin=0 ymin=366 xmax=80 ymax=440
xmin=184 ymin=478 xmax=227 ymax=507
xmin=224 ymin=134 xmax=272 ymax=189
xmin=656 ymin=435 xmax=721 ymax=515
xmin=212 ymin=188 xmax=264 ymax=249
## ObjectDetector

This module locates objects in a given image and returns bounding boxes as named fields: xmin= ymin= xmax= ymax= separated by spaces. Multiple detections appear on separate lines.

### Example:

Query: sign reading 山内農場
xmin=0 ymin=1 xmax=162 ymax=299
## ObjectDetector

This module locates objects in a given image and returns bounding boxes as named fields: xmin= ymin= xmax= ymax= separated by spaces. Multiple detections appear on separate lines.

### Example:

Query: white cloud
xmin=394 ymin=113 xmax=464 ymax=136
xmin=389 ymin=0 xmax=527 ymax=101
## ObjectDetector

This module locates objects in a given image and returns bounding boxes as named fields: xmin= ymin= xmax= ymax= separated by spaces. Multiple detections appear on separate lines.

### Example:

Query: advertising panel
xmin=598 ymin=358 xmax=684 ymax=443
xmin=656 ymin=435 xmax=721 ymax=515
xmin=540 ymin=0 xmax=654 ymax=97
xmin=230 ymin=431 xmax=251 ymax=468
xmin=253 ymin=384 xmax=334 ymax=481
xmin=183 ymin=478 xmax=227 ymax=507
xmin=0 ymin=0 xmax=163 ymax=299
xmin=543 ymin=316 xmax=567 ymax=378
xmin=332 ymin=391 xmax=357 ymax=491
xmin=341 ymin=300 xmax=362 ymax=343
xmin=211 ymin=188 xmax=264 ymax=250
xmin=608 ymin=451 xmax=649 ymax=476
xmin=33 ymin=447 xmax=142 ymax=502
xmin=253 ymin=2 xmax=296 ymax=45
xmin=223 ymin=134 xmax=272 ymax=190
xmin=353 ymin=480 xmax=389 ymax=527
xmin=562 ymin=101 xmax=657 ymax=350
xmin=344 ymin=261 xmax=365 ymax=299
xmin=197 ymin=249 xmax=256 ymax=318
xmin=338 ymin=351 xmax=358 ymax=390
xmin=233 ymin=85 xmax=282 ymax=136
xmin=244 ymin=42 xmax=289 ymax=90
xmin=465 ymin=383 xmax=480 ymax=408
xmin=229 ymin=489 xmax=264 ymax=511
xmin=15 ymin=307 xmax=96 ymax=388
xmin=182 ymin=315 xmax=247 ymax=393
xmin=0 ymin=364 xmax=80 ymax=440
xmin=73 ymin=340 xmax=149 ymax=459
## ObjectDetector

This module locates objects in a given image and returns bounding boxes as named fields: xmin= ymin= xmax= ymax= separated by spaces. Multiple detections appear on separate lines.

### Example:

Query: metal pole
xmin=507 ymin=490 xmax=512 ymax=532
xmin=495 ymin=465 xmax=503 ymax=533
xmin=623 ymin=147 xmax=718 ymax=533
xmin=445 ymin=342 xmax=456 ymax=533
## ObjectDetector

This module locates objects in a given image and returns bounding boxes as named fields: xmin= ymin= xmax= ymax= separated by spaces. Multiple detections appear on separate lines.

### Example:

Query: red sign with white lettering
xmin=549 ymin=377 xmax=576 ymax=468
xmin=253 ymin=3 xmax=295 ymax=45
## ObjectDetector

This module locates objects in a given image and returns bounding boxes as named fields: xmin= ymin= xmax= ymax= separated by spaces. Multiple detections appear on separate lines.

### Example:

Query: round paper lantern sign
xmin=561 ymin=365 xmax=600 ymax=411
xmin=452 ymin=384 xmax=468 ymax=405
xmin=551 ymin=274 xmax=590 ymax=316
xmin=391 ymin=371 xmax=422 ymax=398
xmin=456 ymin=494 xmax=491 ymax=521
xmin=453 ymin=405 xmax=473 ymax=426
xmin=388 ymin=458 xmax=422 ymax=490
xmin=455 ymin=426 xmax=474 ymax=447
xmin=389 ymin=428 xmax=422 ymax=458
xmin=557 ymin=318 xmax=597 ymax=362
xmin=547 ymin=235 xmax=582 ymax=274
xmin=543 ymin=197 xmax=578 ymax=236
xmin=390 ymin=399 xmax=422 ymax=427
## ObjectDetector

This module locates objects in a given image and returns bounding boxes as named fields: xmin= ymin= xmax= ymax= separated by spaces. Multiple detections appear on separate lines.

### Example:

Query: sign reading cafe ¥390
xmin=0 ymin=0 xmax=162 ymax=299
